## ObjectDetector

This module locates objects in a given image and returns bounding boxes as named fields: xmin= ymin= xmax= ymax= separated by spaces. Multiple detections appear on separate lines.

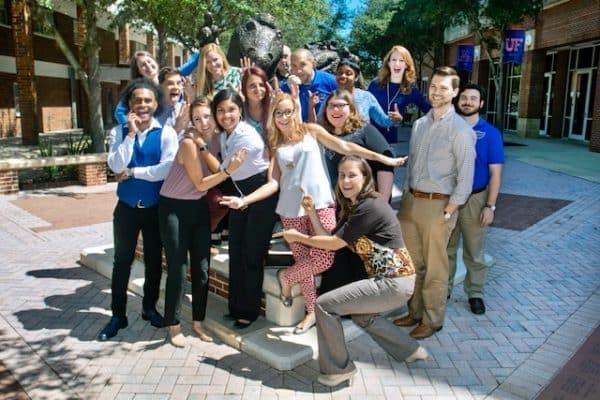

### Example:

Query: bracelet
xmin=223 ymin=168 xmax=230 ymax=176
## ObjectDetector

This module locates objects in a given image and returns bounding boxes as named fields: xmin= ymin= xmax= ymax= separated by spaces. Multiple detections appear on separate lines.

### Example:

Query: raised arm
xmin=309 ymin=123 xmax=407 ymax=167
xmin=180 ymin=138 xmax=246 ymax=192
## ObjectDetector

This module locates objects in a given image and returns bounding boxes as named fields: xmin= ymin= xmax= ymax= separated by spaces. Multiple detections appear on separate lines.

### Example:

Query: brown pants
xmin=397 ymin=191 xmax=457 ymax=327
xmin=447 ymin=190 xmax=489 ymax=298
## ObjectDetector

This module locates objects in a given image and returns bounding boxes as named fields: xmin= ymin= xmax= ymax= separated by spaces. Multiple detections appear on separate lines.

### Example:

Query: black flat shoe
xmin=233 ymin=319 xmax=253 ymax=329
xmin=142 ymin=308 xmax=164 ymax=328
xmin=468 ymin=298 xmax=486 ymax=315
xmin=98 ymin=316 xmax=128 ymax=341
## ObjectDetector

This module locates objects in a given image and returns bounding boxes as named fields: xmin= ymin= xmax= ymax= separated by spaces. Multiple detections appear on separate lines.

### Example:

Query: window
xmin=503 ymin=63 xmax=522 ymax=132
xmin=0 ymin=0 xmax=9 ymax=25
xmin=32 ymin=6 xmax=54 ymax=35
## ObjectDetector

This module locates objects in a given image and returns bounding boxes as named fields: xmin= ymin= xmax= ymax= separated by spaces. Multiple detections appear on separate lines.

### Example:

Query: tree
xmin=349 ymin=0 xmax=399 ymax=80
xmin=29 ymin=0 xmax=109 ymax=153
xmin=114 ymin=0 xmax=330 ymax=62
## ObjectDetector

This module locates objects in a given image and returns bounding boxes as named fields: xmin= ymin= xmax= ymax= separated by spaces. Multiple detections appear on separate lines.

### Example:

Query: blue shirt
xmin=367 ymin=80 xmax=431 ymax=143
xmin=282 ymin=70 xmax=337 ymax=122
xmin=471 ymin=117 xmax=505 ymax=191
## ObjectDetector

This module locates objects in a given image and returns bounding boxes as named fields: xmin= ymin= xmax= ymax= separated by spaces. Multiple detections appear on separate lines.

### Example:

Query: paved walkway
xmin=1 ymin=135 xmax=599 ymax=399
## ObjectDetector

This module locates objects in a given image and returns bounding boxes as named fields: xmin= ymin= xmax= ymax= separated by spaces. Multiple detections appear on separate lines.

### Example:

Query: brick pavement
xmin=0 ymin=143 xmax=599 ymax=399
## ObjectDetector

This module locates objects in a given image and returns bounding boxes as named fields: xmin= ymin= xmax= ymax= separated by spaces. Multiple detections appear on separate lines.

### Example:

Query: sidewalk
xmin=0 ymin=135 xmax=599 ymax=399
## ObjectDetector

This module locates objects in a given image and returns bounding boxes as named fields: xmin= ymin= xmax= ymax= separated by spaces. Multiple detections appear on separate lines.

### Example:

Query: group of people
xmin=97 ymin=40 xmax=504 ymax=388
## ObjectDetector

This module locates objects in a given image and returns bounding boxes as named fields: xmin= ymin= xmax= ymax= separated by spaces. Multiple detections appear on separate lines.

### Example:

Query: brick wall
xmin=118 ymin=24 xmax=130 ymax=65
xmin=77 ymin=163 xmax=107 ymax=186
xmin=518 ymin=49 xmax=547 ymax=136
xmin=0 ymin=171 xmax=19 ymax=194
xmin=146 ymin=33 xmax=155 ymax=57
xmin=536 ymin=0 xmax=600 ymax=50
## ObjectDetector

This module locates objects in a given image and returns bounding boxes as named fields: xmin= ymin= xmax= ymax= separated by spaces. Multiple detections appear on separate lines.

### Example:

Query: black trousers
xmin=111 ymin=201 xmax=163 ymax=317
xmin=227 ymin=171 xmax=278 ymax=321
xmin=318 ymin=247 xmax=368 ymax=295
xmin=159 ymin=196 xmax=210 ymax=326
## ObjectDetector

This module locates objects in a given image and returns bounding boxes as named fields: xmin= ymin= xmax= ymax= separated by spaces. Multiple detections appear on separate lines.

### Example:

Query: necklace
xmin=386 ymin=82 xmax=402 ymax=133
xmin=386 ymin=82 xmax=402 ymax=112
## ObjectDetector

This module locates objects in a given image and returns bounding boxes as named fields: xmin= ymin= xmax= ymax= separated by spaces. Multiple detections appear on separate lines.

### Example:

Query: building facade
xmin=0 ymin=0 xmax=189 ymax=139
xmin=444 ymin=0 xmax=599 ymax=152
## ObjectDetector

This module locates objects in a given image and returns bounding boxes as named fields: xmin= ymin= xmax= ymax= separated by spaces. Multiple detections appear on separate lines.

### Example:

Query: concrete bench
xmin=0 ymin=153 xmax=108 ymax=194
xmin=210 ymin=249 xmax=310 ymax=327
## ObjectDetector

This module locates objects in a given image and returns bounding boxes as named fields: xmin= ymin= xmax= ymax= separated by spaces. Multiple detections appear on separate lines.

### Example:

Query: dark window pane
xmin=578 ymin=47 xmax=593 ymax=68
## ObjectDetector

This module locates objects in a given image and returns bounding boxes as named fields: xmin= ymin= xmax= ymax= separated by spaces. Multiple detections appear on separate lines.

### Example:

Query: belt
xmin=136 ymin=200 xmax=145 ymax=208
xmin=409 ymin=188 xmax=450 ymax=200
xmin=471 ymin=186 xmax=487 ymax=194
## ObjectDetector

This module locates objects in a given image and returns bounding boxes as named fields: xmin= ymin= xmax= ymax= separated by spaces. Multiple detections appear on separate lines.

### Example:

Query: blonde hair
xmin=196 ymin=43 xmax=230 ymax=99
xmin=266 ymin=93 xmax=304 ymax=152
xmin=376 ymin=45 xmax=417 ymax=94
xmin=320 ymin=90 xmax=365 ymax=134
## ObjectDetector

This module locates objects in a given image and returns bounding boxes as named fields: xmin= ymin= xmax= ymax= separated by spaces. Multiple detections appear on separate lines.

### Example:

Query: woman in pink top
xmin=159 ymin=96 xmax=247 ymax=348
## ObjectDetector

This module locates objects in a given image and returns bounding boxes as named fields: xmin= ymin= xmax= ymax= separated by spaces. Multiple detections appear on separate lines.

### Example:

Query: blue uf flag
xmin=456 ymin=45 xmax=474 ymax=72
xmin=503 ymin=30 xmax=526 ymax=64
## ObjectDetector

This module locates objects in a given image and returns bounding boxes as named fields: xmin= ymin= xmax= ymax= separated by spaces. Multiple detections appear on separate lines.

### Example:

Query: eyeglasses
xmin=326 ymin=103 xmax=349 ymax=111
xmin=274 ymin=109 xmax=294 ymax=119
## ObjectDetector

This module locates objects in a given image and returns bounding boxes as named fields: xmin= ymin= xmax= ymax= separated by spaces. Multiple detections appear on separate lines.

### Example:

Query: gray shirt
xmin=404 ymin=106 xmax=476 ymax=205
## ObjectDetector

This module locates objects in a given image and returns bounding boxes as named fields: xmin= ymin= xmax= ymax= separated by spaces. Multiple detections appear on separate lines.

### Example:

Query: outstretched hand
xmin=240 ymin=56 xmax=255 ymax=73
xmin=383 ymin=155 xmax=408 ymax=167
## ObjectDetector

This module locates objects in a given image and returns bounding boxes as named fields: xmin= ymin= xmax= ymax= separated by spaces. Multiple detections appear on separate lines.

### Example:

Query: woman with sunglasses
xmin=220 ymin=93 xmax=407 ymax=334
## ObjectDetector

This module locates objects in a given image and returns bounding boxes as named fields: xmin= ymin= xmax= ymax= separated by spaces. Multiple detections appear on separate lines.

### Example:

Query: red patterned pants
xmin=280 ymin=207 xmax=336 ymax=313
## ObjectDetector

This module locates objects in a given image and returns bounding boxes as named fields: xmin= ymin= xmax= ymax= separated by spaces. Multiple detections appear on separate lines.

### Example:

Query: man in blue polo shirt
xmin=281 ymin=48 xmax=337 ymax=122
xmin=99 ymin=78 xmax=178 ymax=340
xmin=447 ymin=83 xmax=504 ymax=315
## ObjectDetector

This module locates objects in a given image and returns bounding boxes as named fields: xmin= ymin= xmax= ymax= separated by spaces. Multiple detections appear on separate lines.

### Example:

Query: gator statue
xmin=227 ymin=13 xmax=284 ymax=78
xmin=305 ymin=40 xmax=360 ymax=74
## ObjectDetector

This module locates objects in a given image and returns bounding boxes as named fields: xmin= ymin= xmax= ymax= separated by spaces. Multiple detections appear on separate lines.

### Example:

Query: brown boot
xmin=393 ymin=315 xmax=420 ymax=327
xmin=409 ymin=323 xmax=442 ymax=340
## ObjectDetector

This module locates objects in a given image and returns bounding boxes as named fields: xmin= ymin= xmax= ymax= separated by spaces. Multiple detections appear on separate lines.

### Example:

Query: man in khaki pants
xmin=395 ymin=67 xmax=475 ymax=339
xmin=447 ymin=83 xmax=504 ymax=315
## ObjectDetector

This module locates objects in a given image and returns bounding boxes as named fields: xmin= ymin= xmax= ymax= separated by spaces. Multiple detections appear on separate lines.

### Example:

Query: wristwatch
xmin=443 ymin=211 xmax=452 ymax=221
xmin=484 ymin=204 xmax=496 ymax=212
xmin=198 ymin=143 xmax=208 ymax=152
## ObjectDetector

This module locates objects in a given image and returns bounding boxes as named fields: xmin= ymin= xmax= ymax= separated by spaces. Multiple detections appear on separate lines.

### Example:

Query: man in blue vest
xmin=99 ymin=78 xmax=178 ymax=340
xmin=447 ymin=83 xmax=504 ymax=315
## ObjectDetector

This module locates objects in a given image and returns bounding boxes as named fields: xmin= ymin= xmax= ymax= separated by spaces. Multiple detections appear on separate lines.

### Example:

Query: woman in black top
xmin=283 ymin=155 xmax=427 ymax=387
